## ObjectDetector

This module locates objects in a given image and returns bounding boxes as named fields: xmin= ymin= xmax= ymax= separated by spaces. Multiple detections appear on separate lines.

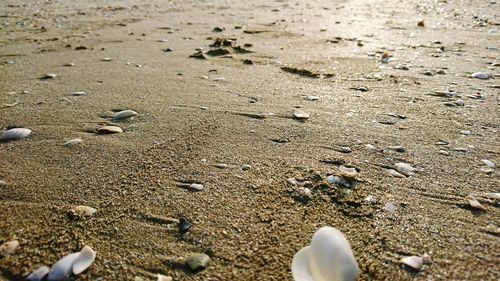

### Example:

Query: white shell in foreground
xmin=27 ymin=266 xmax=50 ymax=281
xmin=471 ymin=72 xmax=489 ymax=79
xmin=292 ymin=226 xmax=359 ymax=281
xmin=72 ymin=246 xmax=96 ymax=274
xmin=0 ymin=128 xmax=31 ymax=140
xmin=293 ymin=110 xmax=310 ymax=120
xmin=394 ymin=162 xmax=416 ymax=176
xmin=47 ymin=252 xmax=80 ymax=280
xmin=97 ymin=126 xmax=122 ymax=134
xmin=401 ymin=256 xmax=423 ymax=271
xmin=64 ymin=138 xmax=83 ymax=147
xmin=113 ymin=110 xmax=138 ymax=120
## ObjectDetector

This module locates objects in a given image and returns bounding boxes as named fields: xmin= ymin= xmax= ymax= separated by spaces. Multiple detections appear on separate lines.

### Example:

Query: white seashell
xmin=0 ymin=180 xmax=6 ymax=186
xmin=113 ymin=110 xmax=138 ymax=120
xmin=0 ymin=128 xmax=32 ymax=140
xmin=383 ymin=202 xmax=397 ymax=213
xmin=481 ymin=159 xmax=495 ymax=169
xmin=0 ymin=240 xmax=19 ymax=257
xmin=27 ymin=266 xmax=50 ymax=281
xmin=47 ymin=252 xmax=80 ymax=280
xmin=190 ymin=183 xmax=204 ymax=191
xmin=292 ymin=227 xmax=359 ymax=281
xmin=64 ymin=138 xmax=82 ymax=147
xmin=157 ymin=274 xmax=173 ymax=281
xmin=471 ymin=72 xmax=489 ymax=79
xmin=394 ymin=162 xmax=416 ymax=176
xmin=73 ymin=205 xmax=97 ymax=216
xmin=401 ymin=256 xmax=423 ymax=271
xmin=422 ymin=253 xmax=432 ymax=265
xmin=72 ymin=246 xmax=96 ymax=274
xmin=72 ymin=91 xmax=86 ymax=96
xmin=466 ymin=195 xmax=486 ymax=211
xmin=339 ymin=166 xmax=357 ymax=180
xmin=97 ymin=126 xmax=122 ymax=134
xmin=388 ymin=169 xmax=406 ymax=178
xmin=293 ymin=110 xmax=310 ymax=120
xmin=305 ymin=96 xmax=319 ymax=101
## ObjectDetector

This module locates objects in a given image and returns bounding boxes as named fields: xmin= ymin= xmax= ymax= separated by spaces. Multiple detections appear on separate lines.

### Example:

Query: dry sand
xmin=0 ymin=0 xmax=499 ymax=280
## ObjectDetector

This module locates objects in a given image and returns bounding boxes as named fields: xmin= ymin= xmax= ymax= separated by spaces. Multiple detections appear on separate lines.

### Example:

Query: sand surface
xmin=1 ymin=0 xmax=499 ymax=280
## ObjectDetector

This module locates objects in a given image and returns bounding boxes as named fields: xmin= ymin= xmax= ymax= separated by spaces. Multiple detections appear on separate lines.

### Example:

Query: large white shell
xmin=471 ymin=72 xmax=489 ymax=79
xmin=394 ymin=162 xmax=416 ymax=176
xmin=47 ymin=252 xmax=80 ymax=280
xmin=72 ymin=246 xmax=96 ymax=274
xmin=113 ymin=110 xmax=138 ymax=120
xmin=0 ymin=128 xmax=31 ymax=140
xmin=27 ymin=266 xmax=50 ymax=281
xmin=293 ymin=110 xmax=310 ymax=120
xmin=292 ymin=227 xmax=359 ymax=281
xmin=401 ymin=256 xmax=423 ymax=271
xmin=64 ymin=138 xmax=83 ymax=147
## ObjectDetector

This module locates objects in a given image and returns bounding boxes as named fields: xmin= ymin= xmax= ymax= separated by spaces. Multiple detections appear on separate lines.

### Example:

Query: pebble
xmin=63 ymin=62 xmax=75 ymax=67
xmin=460 ymin=130 xmax=471 ymax=136
xmin=179 ymin=217 xmax=192 ymax=234
xmin=422 ymin=253 xmax=433 ymax=265
xmin=453 ymin=99 xmax=465 ymax=106
xmin=394 ymin=162 xmax=416 ymax=176
xmin=189 ymin=183 xmax=204 ymax=191
xmin=481 ymin=159 xmax=495 ymax=169
xmin=388 ymin=169 xmax=406 ymax=178
xmin=241 ymin=164 xmax=252 ymax=171
xmin=64 ymin=138 xmax=83 ymax=147
xmin=0 ymin=128 xmax=32 ymax=140
xmin=338 ymin=146 xmax=352 ymax=153
xmin=73 ymin=205 xmax=97 ymax=216
xmin=388 ymin=145 xmax=406 ymax=152
xmin=401 ymin=256 xmax=423 ymax=271
xmin=42 ymin=73 xmax=57 ymax=79
xmin=305 ymin=96 xmax=319 ymax=101
xmin=113 ymin=109 xmax=138 ymax=120
xmin=0 ymin=240 xmax=19 ymax=257
xmin=471 ymin=72 xmax=489 ymax=79
xmin=157 ymin=274 xmax=173 ymax=281
xmin=72 ymin=91 xmax=86 ymax=96
xmin=293 ymin=110 xmax=310 ymax=120
xmin=466 ymin=195 xmax=486 ymax=211
xmin=97 ymin=126 xmax=122 ymax=134
xmin=287 ymin=178 xmax=309 ymax=186
xmin=214 ymin=163 xmax=228 ymax=169
xmin=27 ymin=266 xmax=50 ymax=281
xmin=186 ymin=253 xmax=211 ymax=270
xmin=101 ymin=58 xmax=112 ymax=61
xmin=383 ymin=202 xmax=397 ymax=213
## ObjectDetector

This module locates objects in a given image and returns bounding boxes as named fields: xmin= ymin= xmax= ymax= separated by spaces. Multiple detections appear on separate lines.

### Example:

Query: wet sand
xmin=0 ymin=0 xmax=499 ymax=280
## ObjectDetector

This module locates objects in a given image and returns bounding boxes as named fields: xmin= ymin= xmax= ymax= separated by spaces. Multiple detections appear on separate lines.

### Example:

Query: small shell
xmin=481 ymin=159 xmax=495 ymax=169
xmin=64 ymin=138 xmax=82 ymax=147
xmin=471 ymin=72 xmax=489 ymax=79
xmin=0 ymin=128 xmax=32 ymax=140
xmin=186 ymin=253 xmax=211 ymax=270
xmin=27 ymin=266 xmax=50 ymax=281
xmin=394 ymin=162 xmax=416 ymax=176
xmin=72 ymin=246 xmax=96 ymax=275
xmin=466 ymin=195 xmax=486 ymax=211
xmin=401 ymin=256 xmax=423 ymax=271
xmin=43 ymin=73 xmax=57 ymax=79
xmin=339 ymin=166 xmax=357 ymax=180
xmin=0 ymin=240 xmax=19 ymax=257
xmin=305 ymin=96 xmax=319 ymax=101
xmin=190 ymin=183 xmax=204 ymax=191
xmin=72 ymin=91 xmax=86 ymax=96
xmin=293 ymin=110 xmax=310 ymax=120
xmin=422 ymin=253 xmax=433 ymax=265
xmin=113 ymin=110 xmax=138 ymax=120
xmin=73 ymin=205 xmax=97 ymax=216
xmin=157 ymin=274 xmax=173 ymax=281
xmin=388 ymin=169 xmax=406 ymax=178
xmin=97 ymin=126 xmax=122 ymax=134
xmin=47 ymin=252 xmax=80 ymax=280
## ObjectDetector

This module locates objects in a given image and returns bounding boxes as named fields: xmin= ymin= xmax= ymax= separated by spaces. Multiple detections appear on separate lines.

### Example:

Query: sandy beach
xmin=1 ymin=0 xmax=499 ymax=280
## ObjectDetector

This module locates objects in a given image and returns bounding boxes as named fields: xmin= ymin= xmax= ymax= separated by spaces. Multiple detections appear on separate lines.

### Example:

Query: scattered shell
xmin=186 ymin=253 xmax=211 ymax=271
xmin=157 ymin=274 xmax=173 ymax=281
xmin=481 ymin=159 xmax=495 ymax=169
xmin=72 ymin=246 xmax=96 ymax=275
xmin=101 ymin=58 xmax=112 ymax=61
xmin=388 ymin=169 xmax=406 ymax=178
xmin=338 ymin=146 xmax=352 ymax=153
xmin=471 ymin=72 xmax=489 ymax=79
xmin=47 ymin=246 xmax=95 ymax=280
xmin=0 ymin=128 xmax=32 ymax=140
xmin=422 ymin=253 xmax=433 ymax=265
xmin=63 ymin=62 xmax=75 ymax=67
xmin=72 ymin=91 xmax=86 ymax=96
xmin=383 ymin=202 xmax=397 ymax=213
xmin=113 ymin=109 xmax=138 ymax=120
xmin=401 ymin=256 xmax=423 ymax=271
xmin=42 ymin=73 xmax=57 ymax=79
xmin=73 ymin=205 xmax=97 ymax=216
xmin=0 ymin=240 xmax=19 ymax=257
xmin=460 ymin=130 xmax=471 ymax=136
xmin=466 ymin=195 xmax=486 ymax=211
xmin=339 ymin=166 xmax=357 ymax=180
xmin=388 ymin=145 xmax=406 ymax=152
xmin=0 ymin=180 xmax=5 ymax=186
xmin=64 ymin=138 xmax=82 ymax=147
xmin=189 ymin=183 xmax=204 ymax=191
xmin=97 ymin=126 xmax=122 ymax=134
xmin=27 ymin=266 xmax=50 ymax=281
xmin=293 ymin=110 xmax=310 ymax=120
xmin=214 ymin=163 xmax=228 ymax=168
xmin=241 ymin=164 xmax=252 ymax=171
xmin=305 ymin=96 xmax=319 ymax=101
xmin=454 ymin=99 xmax=465 ymax=106
xmin=292 ymin=226 xmax=359 ymax=281
xmin=394 ymin=162 xmax=416 ymax=176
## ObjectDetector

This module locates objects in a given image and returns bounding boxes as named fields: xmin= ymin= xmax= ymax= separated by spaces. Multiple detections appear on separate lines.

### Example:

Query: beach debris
xmin=380 ymin=52 xmax=390 ymax=63
xmin=157 ymin=274 xmax=173 ymax=281
xmin=71 ymin=205 xmax=97 ymax=217
xmin=186 ymin=253 xmax=211 ymax=271
xmin=422 ymin=253 xmax=433 ymax=265
xmin=27 ymin=266 xmax=50 ymax=281
xmin=113 ymin=109 xmax=138 ymax=121
xmin=292 ymin=226 xmax=359 ymax=281
xmin=305 ymin=96 xmax=319 ymax=101
xmin=189 ymin=52 xmax=206 ymax=59
xmin=388 ymin=169 xmax=406 ymax=178
xmin=64 ymin=138 xmax=83 ymax=147
xmin=388 ymin=145 xmax=406 ymax=153
xmin=97 ymin=126 xmax=122 ymax=134
xmin=401 ymin=256 xmax=423 ymax=271
xmin=206 ymin=48 xmax=231 ymax=56
xmin=72 ymin=91 xmax=86 ymax=96
xmin=394 ymin=162 xmax=416 ymax=176
xmin=293 ymin=110 xmax=310 ymax=120
xmin=0 ymin=240 xmax=19 ymax=257
xmin=0 ymin=128 xmax=31 ymax=140
xmin=241 ymin=164 xmax=252 ymax=171
xmin=63 ymin=62 xmax=75 ymax=67
xmin=417 ymin=20 xmax=425 ymax=27
xmin=41 ymin=73 xmax=57 ymax=79
xmin=179 ymin=217 xmax=192 ymax=234
xmin=3 ymin=99 xmax=19 ymax=108
xmin=481 ymin=159 xmax=495 ymax=169
xmin=0 ymin=180 xmax=6 ymax=186
xmin=47 ymin=245 xmax=96 ymax=280
xmin=466 ymin=195 xmax=486 ymax=211
xmin=471 ymin=72 xmax=489 ymax=79
xmin=189 ymin=183 xmax=204 ymax=191
xmin=383 ymin=202 xmax=397 ymax=213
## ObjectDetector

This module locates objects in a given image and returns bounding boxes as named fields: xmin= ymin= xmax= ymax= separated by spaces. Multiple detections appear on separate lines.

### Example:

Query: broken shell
xmin=64 ymin=138 xmax=82 ymax=147
xmin=27 ymin=266 xmax=50 ymax=281
xmin=401 ymin=256 xmax=423 ymax=271
xmin=0 ymin=240 xmax=19 ymax=257
xmin=481 ymin=159 xmax=495 ymax=169
xmin=42 ymin=73 xmax=57 ymax=79
xmin=72 ymin=246 xmax=96 ymax=275
xmin=466 ymin=195 xmax=486 ymax=211
xmin=388 ymin=169 xmax=406 ymax=178
xmin=293 ymin=110 xmax=310 ymax=120
xmin=157 ymin=274 xmax=173 ymax=281
xmin=47 ymin=252 xmax=80 ymax=280
xmin=73 ymin=205 xmax=97 ymax=216
xmin=186 ymin=253 xmax=211 ymax=270
xmin=292 ymin=227 xmax=359 ymax=281
xmin=422 ymin=253 xmax=433 ymax=265
xmin=72 ymin=91 xmax=86 ymax=96
xmin=394 ymin=162 xmax=416 ymax=176
xmin=190 ymin=183 xmax=204 ymax=191
xmin=0 ymin=128 xmax=32 ymax=140
xmin=113 ymin=109 xmax=138 ymax=120
xmin=97 ymin=126 xmax=122 ymax=134
xmin=339 ymin=166 xmax=358 ymax=180
xmin=471 ymin=72 xmax=489 ymax=79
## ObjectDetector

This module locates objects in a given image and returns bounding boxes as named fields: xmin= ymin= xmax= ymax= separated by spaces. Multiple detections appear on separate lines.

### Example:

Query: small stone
xmin=401 ymin=256 xmax=423 ymax=271
xmin=190 ymin=183 xmax=204 ymax=191
xmin=0 ymin=240 xmax=19 ymax=257
xmin=214 ymin=163 xmax=228 ymax=169
xmin=388 ymin=145 xmax=406 ymax=152
xmin=439 ymin=150 xmax=450 ymax=155
xmin=190 ymin=52 xmax=206 ymax=59
xmin=243 ymin=59 xmax=253 ymax=65
xmin=0 ymin=128 xmax=32 ymax=140
xmin=481 ymin=159 xmax=495 ymax=169
xmin=388 ymin=169 xmax=406 ymax=178
xmin=72 ymin=91 xmax=86 ymax=96
xmin=293 ymin=110 xmax=310 ymax=120
xmin=186 ymin=253 xmax=211 ymax=271
xmin=179 ymin=217 xmax=192 ymax=234
xmin=383 ymin=202 xmax=397 ymax=213
xmin=157 ymin=274 xmax=173 ymax=281
xmin=339 ymin=166 xmax=357 ymax=180
xmin=365 ymin=144 xmax=376 ymax=150
xmin=395 ymin=162 xmax=416 ymax=176
xmin=207 ymin=48 xmax=231 ymax=56
xmin=471 ymin=72 xmax=489 ymax=79
xmin=241 ymin=164 xmax=251 ymax=171
xmin=466 ymin=195 xmax=486 ymax=211
xmin=27 ymin=266 xmax=50 ymax=281
xmin=63 ymin=62 xmax=75 ymax=67
xmin=453 ymin=99 xmax=465 ymax=106
xmin=75 ymin=46 xmax=88 ymax=50
xmin=64 ymin=138 xmax=82 ymax=147
xmin=97 ymin=126 xmax=122 ymax=134
xmin=417 ymin=20 xmax=425 ymax=27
